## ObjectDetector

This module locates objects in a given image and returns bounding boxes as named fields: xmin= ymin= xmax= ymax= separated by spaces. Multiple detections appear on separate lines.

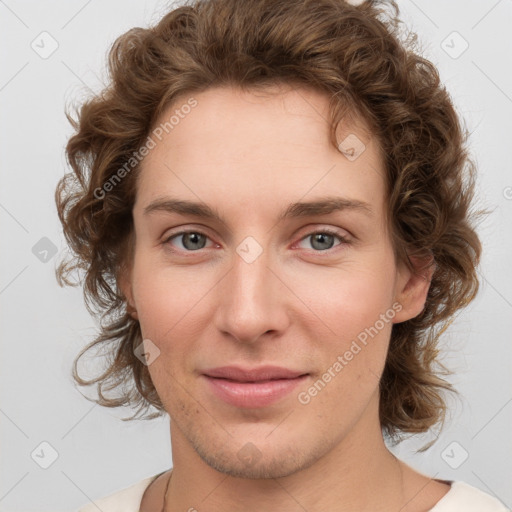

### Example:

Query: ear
xmin=392 ymin=253 xmax=435 ymax=324
xmin=118 ymin=265 xmax=139 ymax=321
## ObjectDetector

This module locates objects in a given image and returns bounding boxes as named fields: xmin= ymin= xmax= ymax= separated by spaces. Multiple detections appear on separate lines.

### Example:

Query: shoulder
xmin=75 ymin=472 xmax=165 ymax=512
xmin=430 ymin=481 xmax=510 ymax=512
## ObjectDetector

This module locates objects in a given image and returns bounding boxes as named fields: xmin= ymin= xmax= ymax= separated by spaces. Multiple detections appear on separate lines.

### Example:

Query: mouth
xmin=201 ymin=366 xmax=310 ymax=408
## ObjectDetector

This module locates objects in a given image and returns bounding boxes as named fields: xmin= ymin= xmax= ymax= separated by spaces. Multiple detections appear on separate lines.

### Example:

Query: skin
xmin=120 ymin=84 xmax=450 ymax=511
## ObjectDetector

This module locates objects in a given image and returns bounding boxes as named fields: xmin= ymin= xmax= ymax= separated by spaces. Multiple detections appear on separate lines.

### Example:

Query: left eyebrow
xmin=142 ymin=196 xmax=373 ymax=223
xmin=277 ymin=196 xmax=373 ymax=220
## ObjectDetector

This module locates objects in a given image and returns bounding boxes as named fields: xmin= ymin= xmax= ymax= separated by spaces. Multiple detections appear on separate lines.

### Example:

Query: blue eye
xmin=163 ymin=229 xmax=349 ymax=253
xmin=297 ymin=230 xmax=348 ymax=251
xmin=164 ymin=231 xmax=213 ymax=251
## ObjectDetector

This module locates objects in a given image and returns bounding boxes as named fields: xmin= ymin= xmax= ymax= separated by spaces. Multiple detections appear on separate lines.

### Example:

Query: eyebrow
xmin=143 ymin=196 xmax=373 ymax=223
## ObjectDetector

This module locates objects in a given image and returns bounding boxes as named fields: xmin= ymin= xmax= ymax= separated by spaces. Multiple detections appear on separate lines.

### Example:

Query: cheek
xmin=294 ymin=258 xmax=396 ymax=338
xmin=130 ymin=259 xmax=208 ymax=404
xmin=294 ymin=274 xmax=394 ymax=420
xmin=131 ymin=254 xmax=213 ymax=339
xmin=293 ymin=257 xmax=397 ymax=383
xmin=130 ymin=258 xmax=224 ymax=393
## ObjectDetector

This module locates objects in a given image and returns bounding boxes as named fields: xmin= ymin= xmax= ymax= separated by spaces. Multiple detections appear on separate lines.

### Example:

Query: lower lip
xmin=203 ymin=375 xmax=309 ymax=408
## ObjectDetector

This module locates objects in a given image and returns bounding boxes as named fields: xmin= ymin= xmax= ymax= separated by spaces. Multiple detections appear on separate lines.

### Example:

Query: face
xmin=122 ymin=84 xmax=427 ymax=479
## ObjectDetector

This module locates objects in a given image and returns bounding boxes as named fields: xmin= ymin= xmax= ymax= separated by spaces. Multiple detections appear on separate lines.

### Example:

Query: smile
xmin=202 ymin=374 xmax=309 ymax=408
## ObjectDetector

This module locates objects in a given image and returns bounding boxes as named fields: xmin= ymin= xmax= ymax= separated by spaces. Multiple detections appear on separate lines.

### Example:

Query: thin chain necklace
xmin=161 ymin=469 xmax=173 ymax=512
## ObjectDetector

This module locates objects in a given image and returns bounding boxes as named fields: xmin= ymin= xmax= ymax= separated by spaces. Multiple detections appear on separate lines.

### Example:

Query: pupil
xmin=184 ymin=232 xmax=205 ymax=250
xmin=312 ymin=233 xmax=334 ymax=250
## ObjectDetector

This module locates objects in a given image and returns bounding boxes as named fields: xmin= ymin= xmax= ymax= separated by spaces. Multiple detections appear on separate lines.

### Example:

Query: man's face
xmin=125 ymin=85 xmax=413 ymax=478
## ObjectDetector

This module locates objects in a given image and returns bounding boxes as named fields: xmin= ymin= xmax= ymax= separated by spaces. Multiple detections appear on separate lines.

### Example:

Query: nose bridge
xmin=215 ymin=237 xmax=286 ymax=343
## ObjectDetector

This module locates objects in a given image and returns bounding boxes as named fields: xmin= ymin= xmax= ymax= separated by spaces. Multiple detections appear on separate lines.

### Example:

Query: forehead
xmin=134 ymin=85 xmax=386 ymax=219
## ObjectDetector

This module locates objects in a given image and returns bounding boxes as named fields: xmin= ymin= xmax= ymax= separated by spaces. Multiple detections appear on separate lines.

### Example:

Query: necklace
xmin=161 ymin=469 xmax=173 ymax=512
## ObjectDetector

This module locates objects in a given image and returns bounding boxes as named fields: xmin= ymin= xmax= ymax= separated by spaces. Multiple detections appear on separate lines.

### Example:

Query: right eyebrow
xmin=143 ymin=198 xmax=226 ymax=222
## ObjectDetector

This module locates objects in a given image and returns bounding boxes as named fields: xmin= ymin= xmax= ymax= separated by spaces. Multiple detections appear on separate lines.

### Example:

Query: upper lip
xmin=202 ymin=365 xmax=308 ymax=382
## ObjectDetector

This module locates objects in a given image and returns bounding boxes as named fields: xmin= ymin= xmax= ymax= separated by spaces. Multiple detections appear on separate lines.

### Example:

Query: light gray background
xmin=1 ymin=1 xmax=511 ymax=511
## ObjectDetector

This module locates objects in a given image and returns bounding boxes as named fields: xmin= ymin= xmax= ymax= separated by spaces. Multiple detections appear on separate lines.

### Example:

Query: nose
xmin=213 ymin=240 xmax=290 ymax=344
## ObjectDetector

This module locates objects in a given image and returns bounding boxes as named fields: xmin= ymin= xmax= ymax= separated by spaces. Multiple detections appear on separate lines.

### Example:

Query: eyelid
xmin=162 ymin=225 xmax=351 ymax=253
xmin=293 ymin=227 xmax=350 ymax=251
xmin=163 ymin=228 xmax=217 ymax=248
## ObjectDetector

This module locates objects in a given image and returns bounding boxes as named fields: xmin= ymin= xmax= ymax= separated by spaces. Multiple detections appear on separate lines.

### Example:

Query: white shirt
xmin=76 ymin=472 xmax=510 ymax=512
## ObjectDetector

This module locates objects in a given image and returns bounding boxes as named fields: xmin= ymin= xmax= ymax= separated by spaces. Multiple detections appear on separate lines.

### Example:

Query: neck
xmin=163 ymin=393 xmax=411 ymax=512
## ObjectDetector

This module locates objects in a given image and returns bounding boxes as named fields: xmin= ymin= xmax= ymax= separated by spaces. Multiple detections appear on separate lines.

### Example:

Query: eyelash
xmin=162 ymin=228 xmax=350 ymax=254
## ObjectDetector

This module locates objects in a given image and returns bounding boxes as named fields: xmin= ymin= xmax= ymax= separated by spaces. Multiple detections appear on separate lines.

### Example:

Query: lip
xmin=203 ymin=365 xmax=307 ymax=382
xmin=202 ymin=366 xmax=309 ymax=408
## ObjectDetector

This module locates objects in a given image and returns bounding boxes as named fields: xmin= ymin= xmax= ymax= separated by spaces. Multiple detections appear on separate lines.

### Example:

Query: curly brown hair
xmin=55 ymin=0 xmax=483 ymax=449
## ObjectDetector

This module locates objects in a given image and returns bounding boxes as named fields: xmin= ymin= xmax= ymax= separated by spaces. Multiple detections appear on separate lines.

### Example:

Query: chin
xmin=195 ymin=444 xmax=312 ymax=479
xmin=184 ymin=423 xmax=333 ymax=480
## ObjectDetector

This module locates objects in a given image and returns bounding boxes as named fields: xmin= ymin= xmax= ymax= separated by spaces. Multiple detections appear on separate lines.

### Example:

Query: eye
xmin=162 ymin=228 xmax=350 ymax=254
xmin=163 ymin=230 xmax=214 ymax=251
xmin=296 ymin=229 xmax=349 ymax=252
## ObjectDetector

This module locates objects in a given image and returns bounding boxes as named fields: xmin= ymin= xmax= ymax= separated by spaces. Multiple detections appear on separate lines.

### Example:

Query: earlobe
xmin=127 ymin=302 xmax=139 ymax=320
xmin=392 ymin=254 xmax=435 ymax=324
xmin=118 ymin=268 xmax=138 ymax=320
